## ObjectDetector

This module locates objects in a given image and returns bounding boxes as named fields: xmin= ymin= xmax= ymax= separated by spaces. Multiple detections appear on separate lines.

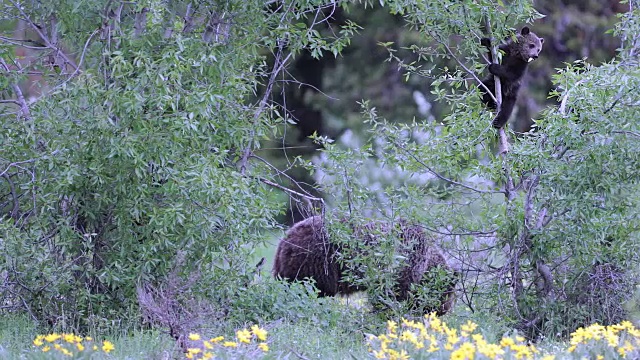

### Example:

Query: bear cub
xmin=272 ymin=216 xmax=457 ymax=315
xmin=479 ymin=27 xmax=544 ymax=129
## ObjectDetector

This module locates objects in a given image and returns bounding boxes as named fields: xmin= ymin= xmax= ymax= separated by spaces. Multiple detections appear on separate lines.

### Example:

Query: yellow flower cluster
xmin=32 ymin=332 xmax=115 ymax=357
xmin=185 ymin=325 xmax=269 ymax=359
xmin=367 ymin=313 xmax=541 ymax=360
xmin=567 ymin=321 xmax=640 ymax=358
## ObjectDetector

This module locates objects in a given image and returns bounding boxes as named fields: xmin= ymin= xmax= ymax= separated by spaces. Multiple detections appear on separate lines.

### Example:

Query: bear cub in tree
xmin=272 ymin=216 xmax=457 ymax=315
xmin=479 ymin=27 xmax=544 ymax=129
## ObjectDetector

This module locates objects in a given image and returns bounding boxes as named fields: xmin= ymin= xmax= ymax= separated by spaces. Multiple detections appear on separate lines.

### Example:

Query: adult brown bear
xmin=272 ymin=216 xmax=457 ymax=315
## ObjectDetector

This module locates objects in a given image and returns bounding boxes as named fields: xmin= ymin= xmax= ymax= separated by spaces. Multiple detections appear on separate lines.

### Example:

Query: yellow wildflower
xmin=187 ymin=347 xmax=202 ymax=356
xmin=500 ymin=337 xmax=515 ymax=348
xmin=604 ymin=330 xmax=619 ymax=347
xmin=188 ymin=333 xmax=201 ymax=341
xmin=388 ymin=320 xmax=398 ymax=334
xmin=236 ymin=328 xmax=252 ymax=343
xmin=76 ymin=342 xmax=85 ymax=352
xmin=42 ymin=346 xmax=50 ymax=352
xmin=461 ymin=320 xmax=478 ymax=336
xmin=102 ymin=340 xmax=115 ymax=353
xmin=397 ymin=349 xmax=410 ymax=360
xmin=45 ymin=333 xmax=61 ymax=343
xmin=400 ymin=330 xmax=418 ymax=346
xmin=402 ymin=318 xmax=418 ymax=328
xmin=203 ymin=340 xmax=213 ymax=349
xmin=251 ymin=325 xmax=268 ymax=341
xmin=258 ymin=342 xmax=269 ymax=352
xmin=62 ymin=333 xmax=81 ymax=343
xmin=210 ymin=336 xmax=224 ymax=343
xmin=429 ymin=315 xmax=444 ymax=334
xmin=33 ymin=337 xmax=44 ymax=347
xmin=618 ymin=340 xmax=634 ymax=358
xmin=451 ymin=341 xmax=476 ymax=360
xmin=427 ymin=343 xmax=439 ymax=352
xmin=223 ymin=341 xmax=238 ymax=348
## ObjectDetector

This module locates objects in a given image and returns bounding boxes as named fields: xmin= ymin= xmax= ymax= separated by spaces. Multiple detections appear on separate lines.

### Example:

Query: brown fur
xmin=272 ymin=216 xmax=457 ymax=315
xmin=480 ymin=27 xmax=544 ymax=128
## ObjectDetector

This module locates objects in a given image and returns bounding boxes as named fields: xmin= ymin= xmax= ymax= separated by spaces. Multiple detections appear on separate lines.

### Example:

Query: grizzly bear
xmin=272 ymin=216 xmax=457 ymax=315
xmin=479 ymin=27 xmax=544 ymax=128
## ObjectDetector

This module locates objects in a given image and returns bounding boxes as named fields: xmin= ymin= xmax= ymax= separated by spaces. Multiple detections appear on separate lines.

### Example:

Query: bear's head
xmin=514 ymin=27 xmax=544 ymax=63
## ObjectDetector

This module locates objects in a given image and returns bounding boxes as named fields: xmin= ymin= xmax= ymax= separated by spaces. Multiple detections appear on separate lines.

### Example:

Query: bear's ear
xmin=521 ymin=27 xmax=530 ymax=35
xmin=540 ymin=37 xmax=545 ymax=44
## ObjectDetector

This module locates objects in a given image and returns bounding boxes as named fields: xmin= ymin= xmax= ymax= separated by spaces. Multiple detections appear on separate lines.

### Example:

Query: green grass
xmin=0 ymin=313 xmax=36 ymax=358
xmin=0 ymin=312 xmax=370 ymax=359
xmin=264 ymin=319 xmax=370 ymax=359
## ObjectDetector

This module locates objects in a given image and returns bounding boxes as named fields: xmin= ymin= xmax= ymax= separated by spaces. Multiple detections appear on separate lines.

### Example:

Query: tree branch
xmin=2 ymin=173 xmax=20 ymax=220
xmin=9 ymin=0 xmax=78 ymax=71
xmin=257 ymin=177 xmax=324 ymax=204
xmin=483 ymin=19 xmax=509 ymax=154
xmin=0 ymin=58 xmax=32 ymax=120
xmin=395 ymin=141 xmax=502 ymax=195
xmin=432 ymin=32 xmax=498 ymax=106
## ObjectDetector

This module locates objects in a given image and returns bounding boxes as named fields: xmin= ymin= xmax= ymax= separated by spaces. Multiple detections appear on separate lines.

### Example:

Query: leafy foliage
xmin=0 ymin=0 xmax=356 ymax=331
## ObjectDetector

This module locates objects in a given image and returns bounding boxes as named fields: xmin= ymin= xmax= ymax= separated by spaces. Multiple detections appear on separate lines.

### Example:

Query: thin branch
xmin=0 ymin=35 xmax=46 ymax=49
xmin=257 ymin=177 xmax=324 ymax=203
xmin=604 ymin=86 xmax=637 ymax=114
xmin=2 ymin=173 xmax=19 ymax=220
xmin=133 ymin=7 xmax=149 ymax=38
xmin=250 ymin=154 xmax=319 ymax=198
xmin=0 ymin=150 xmax=59 ymax=178
xmin=433 ymin=34 xmax=498 ymax=105
xmin=395 ymin=141 xmax=502 ymax=195
xmin=0 ymin=58 xmax=32 ymax=120
xmin=59 ymin=28 xmax=100 ymax=85
xmin=9 ymin=0 xmax=78 ymax=71
xmin=541 ymin=208 xmax=570 ymax=228
xmin=0 ymin=99 xmax=20 ymax=105
xmin=612 ymin=130 xmax=640 ymax=139
xmin=288 ymin=348 xmax=311 ymax=360
xmin=240 ymin=39 xmax=292 ymax=174
xmin=559 ymin=79 xmax=585 ymax=116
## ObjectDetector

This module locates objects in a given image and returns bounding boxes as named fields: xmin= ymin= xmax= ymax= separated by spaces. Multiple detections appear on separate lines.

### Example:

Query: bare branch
xmin=240 ymin=39 xmax=292 ymax=174
xmin=604 ymin=86 xmax=637 ymax=114
xmin=395 ymin=141 xmax=502 ymax=195
xmin=257 ymin=177 xmax=324 ymax=204
xmin=60 ymin=28 xmax=100 ymax=85
xmin=612 ymin=130 xmax=640 ymax=139
xmin=133 ymin=7 xmax=149 ymax=38
xmin=0 ymin=35 xmax=46 ymax=49
xmin=9 ymin=0 xmax=78 ymax=71
xmin=2 ymin=173 xmax=20 ymax=220
xmin=559 ymin=79 xmax=585 ymax=116
xmin=182 ymin=3 xmax=196 ymax=34
xmin=433 ymin=34 xmax=498 ymax=105
xmin=250 ymin=154 xmax=319 ymax=198
xmin=0 ymin=150 xmax=59 ymax=178
xmin=0 ymin=58 xmax=32 ymax=120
